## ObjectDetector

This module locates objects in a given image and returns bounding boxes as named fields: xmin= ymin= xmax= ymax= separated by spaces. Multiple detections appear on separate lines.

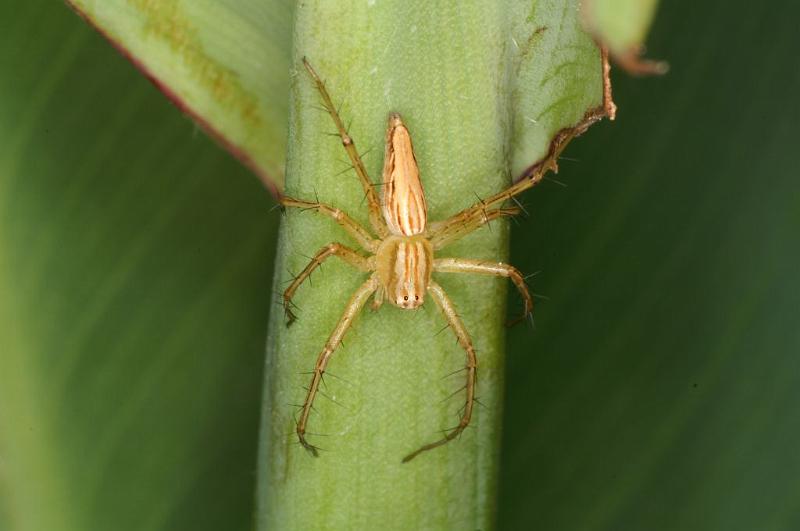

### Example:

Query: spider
xmin=282 ymin=59 xmax=545 ymax=463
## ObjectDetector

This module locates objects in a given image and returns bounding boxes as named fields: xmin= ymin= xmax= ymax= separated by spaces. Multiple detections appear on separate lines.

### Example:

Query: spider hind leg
xmin=301 ymin=58 xmax=388 ymax=237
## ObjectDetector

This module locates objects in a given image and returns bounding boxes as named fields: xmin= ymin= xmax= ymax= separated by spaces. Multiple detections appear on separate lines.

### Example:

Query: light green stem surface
xmin=257 ymin=6 xmax=512 ymax=531
xmin=256 ymin=2 xmax=604 ymax=530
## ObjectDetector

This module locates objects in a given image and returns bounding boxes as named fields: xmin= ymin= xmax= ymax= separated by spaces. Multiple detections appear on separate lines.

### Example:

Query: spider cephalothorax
xmin=282 ymin=59 xmax=539 ymax=462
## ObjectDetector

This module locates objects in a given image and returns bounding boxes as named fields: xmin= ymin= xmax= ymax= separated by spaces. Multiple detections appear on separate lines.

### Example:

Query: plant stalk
xmin=256 ymin=2 xmax=515 ymax=529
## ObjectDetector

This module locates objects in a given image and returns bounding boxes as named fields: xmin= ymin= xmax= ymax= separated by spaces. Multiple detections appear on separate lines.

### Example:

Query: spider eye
xmin=403 ymin=296 xmax=408 ymax=301
xmin=415 ymin=295 xmax=419 ymax=301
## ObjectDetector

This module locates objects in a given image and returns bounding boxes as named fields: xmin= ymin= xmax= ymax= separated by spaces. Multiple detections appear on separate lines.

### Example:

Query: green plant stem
xmin=255 ymin=1 xmax=607 ymax=528
xmin=256 ymin=4 xmax=513 ymax=530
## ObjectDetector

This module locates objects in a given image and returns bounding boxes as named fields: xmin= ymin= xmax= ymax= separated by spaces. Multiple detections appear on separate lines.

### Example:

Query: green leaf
xmin=257 ymin=1 xmax=610 ymax=529
xmin=508 ymin=0 xmax=614 ymax=177
xmin=0 ymin=4 xmax=276 ymax=530
xmin=65 ymin=0 xmax=295 ymax=192
xmin=581 ymin=0 xmax=668 ymax=74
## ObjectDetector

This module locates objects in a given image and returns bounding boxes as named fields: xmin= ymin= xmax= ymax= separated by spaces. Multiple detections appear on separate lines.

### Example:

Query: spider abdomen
xmin=375 ymin=235 xmax=433 ymax=309
xmin=382 ymin=113 xmax=427 ymax=236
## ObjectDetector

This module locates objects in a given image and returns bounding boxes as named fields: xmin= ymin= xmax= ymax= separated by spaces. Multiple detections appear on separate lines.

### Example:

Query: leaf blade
xmin=66 ymin=0 xmax=295 ymax=191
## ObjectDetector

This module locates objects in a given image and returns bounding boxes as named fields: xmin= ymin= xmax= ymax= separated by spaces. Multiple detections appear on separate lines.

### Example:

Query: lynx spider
xmin=283 ymin=59 xmax=545 ymax=463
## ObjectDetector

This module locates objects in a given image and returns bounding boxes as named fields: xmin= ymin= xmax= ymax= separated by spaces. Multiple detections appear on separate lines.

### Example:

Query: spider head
xmin=376 ymin=236 xmax=432 ymax=311
xmin=395 ymin=291 xmax=424 ymax=309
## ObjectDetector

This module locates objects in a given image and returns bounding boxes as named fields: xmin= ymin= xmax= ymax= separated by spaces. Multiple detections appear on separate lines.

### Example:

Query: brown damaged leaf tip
xmin=601 ymin=45 xmax=618 ymax=120
xmin=613 ymin=46 xmax=669 ymax=76
xmin=513 ymin=43 xmax=617 ymax=184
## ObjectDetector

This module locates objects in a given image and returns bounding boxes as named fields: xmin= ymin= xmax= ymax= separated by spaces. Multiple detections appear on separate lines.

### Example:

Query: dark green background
xmin=500 ymin=2 xmax=800 ymax=530
xmin=1 ymin=2 xmax=275 ymax=529
xmin=1 ymin=0 xmax=797 ymax=530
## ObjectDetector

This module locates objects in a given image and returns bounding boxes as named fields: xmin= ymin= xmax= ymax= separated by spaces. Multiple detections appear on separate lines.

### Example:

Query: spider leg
xmin=428 ymin=207 xmax=520 ymax=250
xmin=283 ymin=243 xmax=375 ymax=326
xmin=433 ymin=258 xmax=533 ymax=326
xmin=426 ymin=168 xmax=549 ymax=247
xmin=302 ymin=58 xmax=388 ymax=238
xmin=297 ymin=275 xmax=379 ymax=455
xmin=402 ymin=281 xmax=477 ymax=463
xmin=370 ymin=286 xmax=385 ymax=311
xmin=281 ymin=196 xmax=379 ymax=252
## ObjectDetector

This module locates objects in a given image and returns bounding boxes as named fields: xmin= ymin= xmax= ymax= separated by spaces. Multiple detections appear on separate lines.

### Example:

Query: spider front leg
xmin=302 ymin=58 xmax=388 ymax=238
xmin=297 ymin=275 xmax=379 ymax=456
xmin=433 ymin=258 xmax=533 ymax=326
xmin=402 ymin=281 xmax=477 ymax=463
xmin=281 ymin=196 xmax=378 ymax=252
xmin=370 ymin=286 xmax=385 ymax=311
xmin=283 ymin=243 xmax=374 ymax=325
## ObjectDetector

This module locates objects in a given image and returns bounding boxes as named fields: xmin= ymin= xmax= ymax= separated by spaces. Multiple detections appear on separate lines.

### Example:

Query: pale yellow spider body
xmin=282 ymin=59 xmax=540 ymax=462
xmin=375 ymin=235 xmax=432 ymax=309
